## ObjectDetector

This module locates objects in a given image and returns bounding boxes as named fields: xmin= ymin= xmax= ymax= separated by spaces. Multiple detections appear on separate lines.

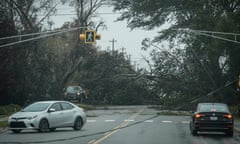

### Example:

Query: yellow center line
xmin=89 ymin=109 xmax=144 ymax=144
xmin=87 ymin=139 xmax=96 ymax=144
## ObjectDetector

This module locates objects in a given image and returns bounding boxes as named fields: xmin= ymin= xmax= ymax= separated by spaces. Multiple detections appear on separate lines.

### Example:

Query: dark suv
xmin=64 ymin=86 xmax=85 ymax=102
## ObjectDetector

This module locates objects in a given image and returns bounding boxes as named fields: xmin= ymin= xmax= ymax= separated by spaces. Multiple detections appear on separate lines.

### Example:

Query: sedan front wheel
xmin=12 ymin=129 xmax=22 ymax=133
xmin=39 ymin=119 xmax=49 ymax=132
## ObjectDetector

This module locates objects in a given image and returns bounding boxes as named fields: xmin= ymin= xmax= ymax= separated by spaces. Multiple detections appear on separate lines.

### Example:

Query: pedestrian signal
xmin=79 ymin=30 xmax=101 ymax=44
xmin=85 ymin=30 xmax=95 ymax=43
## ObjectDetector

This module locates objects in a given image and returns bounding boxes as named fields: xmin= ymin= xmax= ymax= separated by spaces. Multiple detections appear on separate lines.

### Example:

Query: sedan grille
xmin=10 ymin=122 xmax=26 ymax=128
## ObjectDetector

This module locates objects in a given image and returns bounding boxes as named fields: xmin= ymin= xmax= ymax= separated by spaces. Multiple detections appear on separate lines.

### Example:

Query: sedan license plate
xmin=210 ymin=116 xmax=218 ymax=120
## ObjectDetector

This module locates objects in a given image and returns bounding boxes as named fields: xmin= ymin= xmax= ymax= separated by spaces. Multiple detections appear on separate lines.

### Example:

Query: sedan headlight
xmin=77 ymin=92 xmax=80 ymax=95
xmin=27 ymin=115 xmax=38 ymax=120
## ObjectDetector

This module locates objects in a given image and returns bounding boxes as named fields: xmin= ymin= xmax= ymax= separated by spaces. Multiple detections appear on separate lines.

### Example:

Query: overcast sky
xmin=52 ymin=5 xmax=160 ymax=68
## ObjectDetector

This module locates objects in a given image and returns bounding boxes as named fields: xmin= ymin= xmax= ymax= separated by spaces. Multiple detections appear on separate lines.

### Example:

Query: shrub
xmin=0 ymin=104 xmax=21 ymax=116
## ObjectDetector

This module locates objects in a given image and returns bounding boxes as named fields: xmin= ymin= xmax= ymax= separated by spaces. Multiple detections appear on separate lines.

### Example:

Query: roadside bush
xmin=229 ymin=105 xmax=240 ymax=117
xmin=0 ymin=104 xmax=21 ymax=116
xmin=77 ymin=103 xmax=95 ymax=111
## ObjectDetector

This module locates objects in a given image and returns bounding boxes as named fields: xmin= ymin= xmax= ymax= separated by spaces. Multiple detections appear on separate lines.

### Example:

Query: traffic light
xmin=79 ymin=30 xmax=101 ymax=44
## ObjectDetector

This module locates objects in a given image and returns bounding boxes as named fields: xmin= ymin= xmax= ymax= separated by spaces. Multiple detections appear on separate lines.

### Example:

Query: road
xmin=0 ymin=105 xmax=239 ymax=144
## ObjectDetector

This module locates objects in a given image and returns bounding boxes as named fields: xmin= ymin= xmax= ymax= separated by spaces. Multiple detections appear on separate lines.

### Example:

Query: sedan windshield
xmin=22 ymin=102 xmax=51 ymax=112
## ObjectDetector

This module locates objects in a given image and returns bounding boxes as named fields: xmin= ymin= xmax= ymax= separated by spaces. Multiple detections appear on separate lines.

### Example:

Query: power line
xmin=36 ymin=12 xmax=123 ymax=16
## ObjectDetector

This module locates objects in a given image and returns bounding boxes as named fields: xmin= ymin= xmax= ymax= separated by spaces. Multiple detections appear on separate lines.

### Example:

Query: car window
xmin=67 ymin=86 xmax=82 ymax=92
xmin=22 ymin=102 xmax=51 ymax=112
xmin=198 ymin=104 xmax=228 ymax=112
xmin=61 ymin=102 xmax=74 ymax=110
xmin=50 ymin=103 xmax=62 ymax=111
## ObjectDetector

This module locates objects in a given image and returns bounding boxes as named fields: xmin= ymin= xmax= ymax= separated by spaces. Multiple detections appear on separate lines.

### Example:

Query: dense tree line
xmin=0 ymin=0 xmax=153 ymax=106
xmin=1 ymin=0 xmax=240 ymax=108
xmin=111 ymin=0 xmax=240 ymax=108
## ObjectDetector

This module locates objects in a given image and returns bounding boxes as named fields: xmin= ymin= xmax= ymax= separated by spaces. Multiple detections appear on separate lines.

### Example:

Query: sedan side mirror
xmin=48 ymin=108 xmax=56 ymax=113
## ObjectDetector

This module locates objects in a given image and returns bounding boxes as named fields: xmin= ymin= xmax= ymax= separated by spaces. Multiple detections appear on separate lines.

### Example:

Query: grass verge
xmin=77 ymin=104 xmax=95 ymax=110
xmin=0 ymin=121 xmax=7 ymax=128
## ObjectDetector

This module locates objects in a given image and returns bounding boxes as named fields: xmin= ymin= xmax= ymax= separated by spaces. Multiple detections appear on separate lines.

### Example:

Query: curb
xmin=0 ymin=127 xmax=7 ymax=133
xmin=234 ymin=127 xmax=240 ymax=133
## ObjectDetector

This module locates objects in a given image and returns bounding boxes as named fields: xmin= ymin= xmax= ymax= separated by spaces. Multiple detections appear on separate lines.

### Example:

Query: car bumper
xmin=194 ymin=121 xmax=233 ymax=132
xmin=65 ymin=94 xmax=79 ymax=100
xmin=8 ymin=119 xmax=39 ymax=130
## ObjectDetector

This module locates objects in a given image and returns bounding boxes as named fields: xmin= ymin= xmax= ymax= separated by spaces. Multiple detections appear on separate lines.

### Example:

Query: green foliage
xmin=2 ymin=0 xmax=240 ymax=107
xmin=76 ymin=104 xmax=95 ymax=110
xmin=112 ymin=0 xmax=240 ymax=107
xmin=0 ymin=121 xmax=8 ymax=128
xmin=80 ymin=51 xmax=150 ymax=105
xmin=0 ymin=104 xmax=21 ymax=116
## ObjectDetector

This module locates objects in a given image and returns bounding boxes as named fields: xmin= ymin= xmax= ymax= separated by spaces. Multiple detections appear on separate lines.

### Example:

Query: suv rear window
xmin=66 ymin=86 xmax=82 ymax=92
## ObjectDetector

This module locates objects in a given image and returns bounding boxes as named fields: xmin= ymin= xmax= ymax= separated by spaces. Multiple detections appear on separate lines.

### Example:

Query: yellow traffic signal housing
xmin=79 ymin=34 xmax=85 ymax=41
xmin=95 ymin=34 xmax=101 ymax=40
xmin=238 ymin=75 xmax=240 ymax=88
xmin=79 ymin=30 xmax=101 ymax=44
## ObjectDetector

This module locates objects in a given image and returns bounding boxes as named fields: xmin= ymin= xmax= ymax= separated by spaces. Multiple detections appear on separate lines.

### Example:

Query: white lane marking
xmin=124 ymin=119 xmax=135 ymax=122
xmin=87 ymin=119 xmax=189 ymax=124
xmin=144 ymin=120 xmax=154 ymax=123
xmin=105 ymin=120 xmax=116 ymax=122
xmin=88 ymin=139 xmax=96 ymax=144
xmin=162 ymin=120 xmax=173 ymax=123
xmin=181 ymin=121 xmax=190 ymax=124
xmin=87 ymin=120 xmax=97 ymax=122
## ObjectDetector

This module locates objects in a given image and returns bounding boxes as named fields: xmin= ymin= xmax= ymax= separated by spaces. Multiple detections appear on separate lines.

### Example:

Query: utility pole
xmin=128 ymin=54 xmax=132 ymax=61
xmin=120 ymin=47 xmax=126 ymax=54
xmin=109 ymin=38 xmax=117 ymax=54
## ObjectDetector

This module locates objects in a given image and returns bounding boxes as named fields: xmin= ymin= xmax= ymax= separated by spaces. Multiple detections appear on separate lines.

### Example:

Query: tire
xmin=226 ymin=130 xmax=233 ymax=137
xmin=73 ymin=117 xmax=82 ymax=130
xmin=190 ymin=122 xmax=198 ymax=136
xmin=38 ymin=119 xmax=49 ymax=132
xmin=191 ymin=129 xmax=198 ymax=136
xmin=12 ymin=129 xmax=22 ymax=133
xmin=50 ymin=128 xmax=56 ymax=132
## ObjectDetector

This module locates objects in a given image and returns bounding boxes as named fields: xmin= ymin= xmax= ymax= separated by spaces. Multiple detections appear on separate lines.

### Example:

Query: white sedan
xmin=8 ymin=101 xmax=86 ymax=133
